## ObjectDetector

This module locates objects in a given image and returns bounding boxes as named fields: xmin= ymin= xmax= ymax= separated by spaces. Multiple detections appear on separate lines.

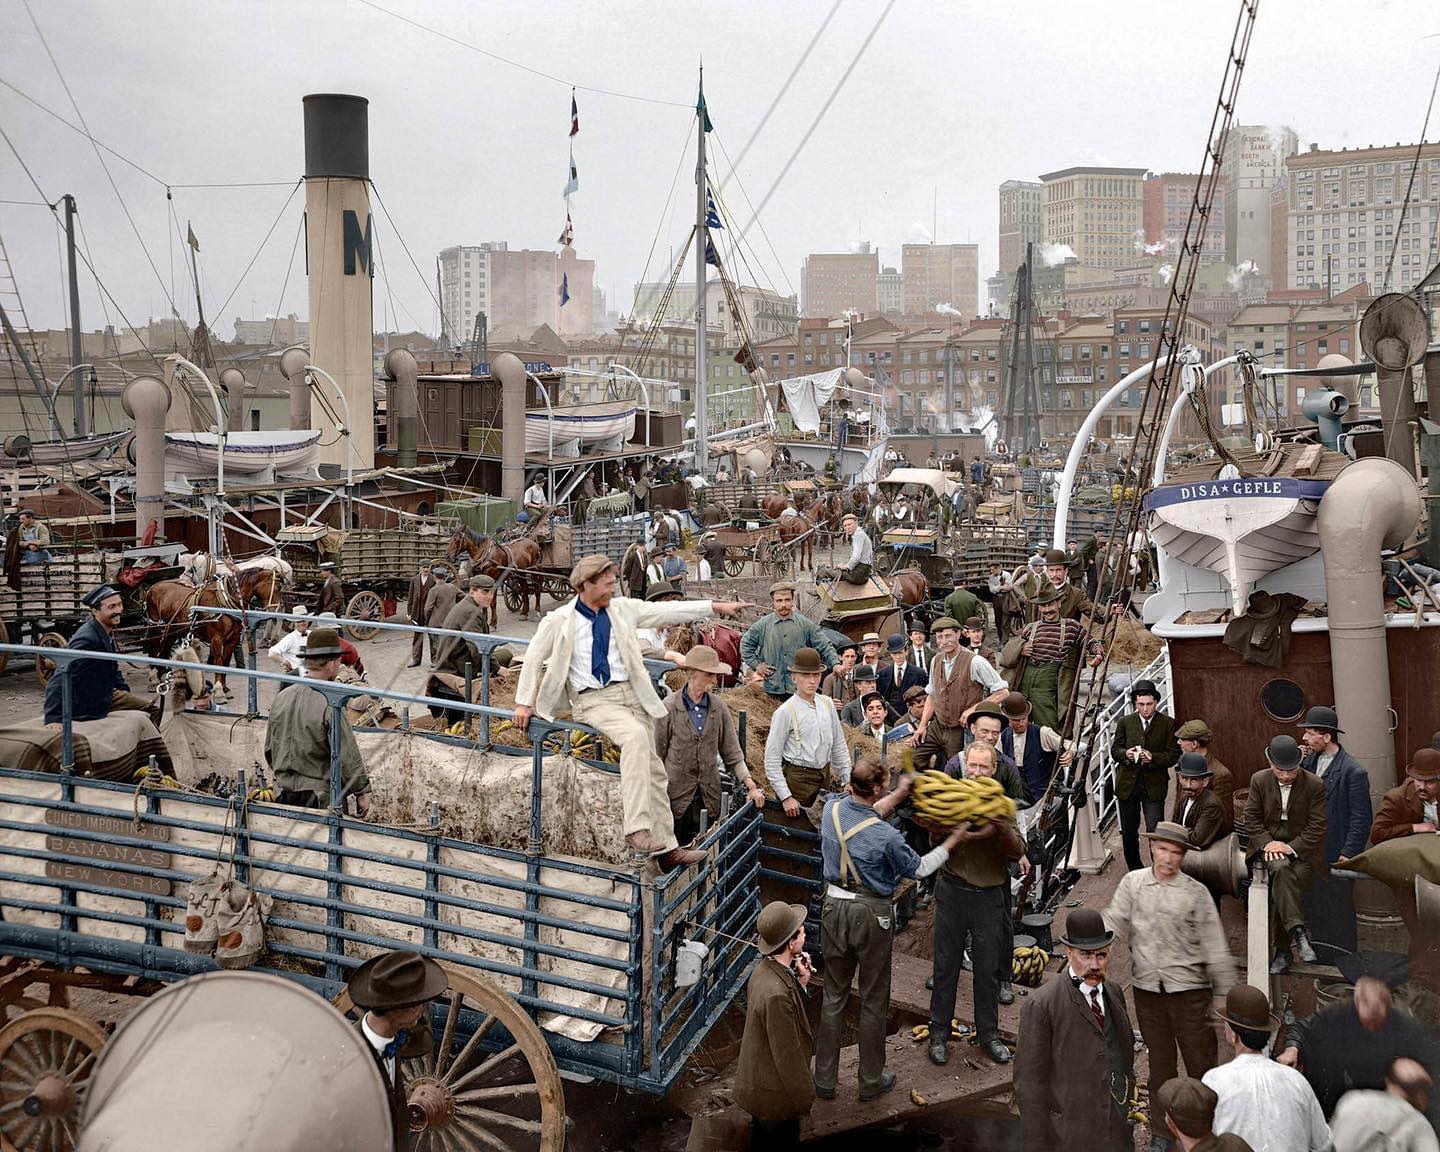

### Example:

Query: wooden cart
xmin=708 ymin=524 xmax=792 ymax=579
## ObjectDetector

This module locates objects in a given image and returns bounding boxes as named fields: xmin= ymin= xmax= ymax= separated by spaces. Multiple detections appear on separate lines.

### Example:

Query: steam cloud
xmin=1157 ymin=263 xmax=1175 ymax=284
xmin=935 ymin=302 xmax=963 ymax=319
xmin=1039 ymin=242 xmax=1077 ymax=267
xmin=1227 ymin=260 xmax=1260 ymax=291
xmin=910 ymin=220 xmax=934 ymax=243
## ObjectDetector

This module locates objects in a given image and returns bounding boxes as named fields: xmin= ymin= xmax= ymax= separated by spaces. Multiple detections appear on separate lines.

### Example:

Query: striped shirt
xmin=1024 ymin=618 xmax=1087 ymax=664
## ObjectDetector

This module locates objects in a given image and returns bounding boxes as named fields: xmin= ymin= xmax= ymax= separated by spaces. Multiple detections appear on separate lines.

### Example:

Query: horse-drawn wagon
xmin=708 ymin=523 xmax=792 ymax=579
xmin=278 ymin=524 xmax=451 ymax=640
xmin=0 ymin=636 xmax=762 ymax=1150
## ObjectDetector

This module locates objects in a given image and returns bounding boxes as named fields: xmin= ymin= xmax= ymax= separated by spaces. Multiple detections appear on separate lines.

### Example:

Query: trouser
xmin=1267 ymin=855 xmax=1316 ymax=940
xmin=782 ymin=760 xmax=827 ymax=807
xmin=672 ymin=791 xmax=710 ymax=847
xmin=276 ymin=788 xmax=324 ymax=809
xmin=749 ymin=1116 xmax=801 ymax=1151
xmin=1392 ymin=882 xmax=1440 ymax=982
xmin=571 ymin=681 xmax=675 ymax=850
xmin=410 ymin=624 xmax=432 ymax=665
xmin=914 ymin=718 xmax=967 ymax=776
xmin=1302 ymin=873 xmax=1357 ymax=960
xmin=1018 ymin=661 xmax=1061 ymax=732
xmin=111 ymin=690 xmax=155 ymax=714
xmin=1130 ymin=986 xmax=1217 ymax=1100
xmin=813 ymin=892 xmax=894 ymax=1096
xmin=930 ymin=874 xmax=1007 ymax=1042
xmin=839 ymin=561 xmax=872 ymax=585
xmin=1118 ymin=791 xmax=1164 ymax=871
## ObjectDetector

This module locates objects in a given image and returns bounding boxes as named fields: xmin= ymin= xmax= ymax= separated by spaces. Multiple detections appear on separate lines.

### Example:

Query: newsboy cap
xmin=568 ymin=554 xmax=616 ymax=590
xmin=1155 ymin=1078 xmax=1218 ymax=1138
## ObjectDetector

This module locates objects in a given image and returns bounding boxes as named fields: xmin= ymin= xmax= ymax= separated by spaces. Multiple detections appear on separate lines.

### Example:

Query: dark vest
xmin=1101 ymin=993 xmax=1131 ymax=1123
xmin=1001 ymin=726 xmax=1052 ymax=800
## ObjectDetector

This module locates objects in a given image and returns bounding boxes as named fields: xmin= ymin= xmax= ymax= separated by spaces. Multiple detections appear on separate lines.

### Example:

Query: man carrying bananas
xmin=928 ymin=740 xmax=1026 ymax=1068
xmin=813 ymin=754 xmax=968 ymax=1104
xmin=1103 ymin=820 xmax=1235 ymax=1147
xmin=912 ymin=616 xmax=1008 ymax=773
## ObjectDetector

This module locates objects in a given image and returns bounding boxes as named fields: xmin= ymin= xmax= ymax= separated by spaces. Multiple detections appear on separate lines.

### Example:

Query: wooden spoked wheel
xmin=502 ymin=579 xmax=527 ymax=616
xmin=345 ymin=591 xmax=384 ymax=641
xmin=764 ymin=541 xmax=792 ymax=578
xmin=0 ymin=1007 xmax=107 ymax=1152
xmin=34 ymin=634 xmax=66 ymax=686
xmin=722 ymin=554 xmax=745 ymax=578
xmin=335 ymin=965 xmax=566 ymax=1152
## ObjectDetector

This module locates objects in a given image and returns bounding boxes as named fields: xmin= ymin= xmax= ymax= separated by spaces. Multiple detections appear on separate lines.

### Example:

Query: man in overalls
xmin=812 ymin=754 xmax=966 ymax=1104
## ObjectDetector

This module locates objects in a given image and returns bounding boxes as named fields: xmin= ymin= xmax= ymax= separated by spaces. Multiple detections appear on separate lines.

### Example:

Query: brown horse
xmin=446 ymin=526 xmax=544 ymax=620
xmin=888 ymin=568 xmax=929 ymax=609
xmin=760 ymin=493 xmax=789 ymax=520
xmin=144 ymin=567 xmax=286 ymax=697
xmin=777 ymin=511 xmax=817 ymax=572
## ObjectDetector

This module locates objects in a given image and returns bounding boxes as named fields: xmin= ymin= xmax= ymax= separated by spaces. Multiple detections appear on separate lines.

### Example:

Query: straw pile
xmin=1106 ymin=614 xmax=1163 ymax=666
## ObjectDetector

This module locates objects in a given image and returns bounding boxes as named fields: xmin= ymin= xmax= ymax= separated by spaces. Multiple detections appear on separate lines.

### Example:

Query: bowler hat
xmin=1297 ymin=705 xmax=1343 ymax=734
xmin=569 ymin=553 xmax=615 ymax=590
xmin=1409 ymin=748 xmax=1440 ymax=782
xmin=1155 ymin=1077 xmax=1218 ymax=1139
xmin=1043 ymin=548 xmax=1069 ymax=566
xmin=788 ymin=647 xmax=824 ymax=675
xmin=303 ymin=627 xmax=344 ymax=659
xmin=680 ymin=644 xmax=731 ymax=676
xmin=1175 ymin=719 xmax=1213 ymax=741
xmin=853 ymin=663 xmax=878 ymax=682
xmin=929 ymin=616 xmax=961 ymax=635
xmin=966 ymin=700 xmax=1009 ymax=728
xmin=83 ymin=583 xmax=122 ymax=609
xmin=645 ymin=581 xmax=681 ymax=602
xmin=1130 ymin=679 xmax=1160 ymax=701
xmin=1214 ymin=985 xmax=1279 ymax=1032
xmin=756 ymin=901 xmax=807 ymax=956
xmin=1177 ymin=752 xmax=1213 ymax=778
xmin=963 ymin=616 xmax=984 ymax=631
xmin=908 ymin=619 xmax=927 ymax=635
xmin=1058 ymin=907 xmax=1114 ymax=950
xmin=1143 ymin=821 xmax=1193 ymax=850
xmin=1001 ymin=691 xmax=1031 ymax=720
xmin=468 ymin=575 xmax=496 ymax=591
xmin=1030 ymin=581 xmax=1064 ymax=606
xmin=347 ymin=949 xmax=448 ymax=1010
xmin=1265 ymin=735 xmax=1302 ymax=770
xmin=886 ymin=634 xmax=907 ymax=654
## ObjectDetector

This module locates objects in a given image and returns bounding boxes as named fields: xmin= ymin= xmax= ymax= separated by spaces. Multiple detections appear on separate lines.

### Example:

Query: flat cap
xmin=768 ymin=580 xmax=797 ymax=595
xmin=83 ymin=583 xmax=122 ymax=608
xmin=1155 ymin=1077 xmax=1218 ymax=1138
xmin=569 ymin=553 xmax=616 ymax=590
xmin=1175 ymin=719 xmax=1212 ymax=740
xmin=468 ymin=575 xmax=495 ymax=591
xmin=930 ymin=616 xmax=961 ymax=634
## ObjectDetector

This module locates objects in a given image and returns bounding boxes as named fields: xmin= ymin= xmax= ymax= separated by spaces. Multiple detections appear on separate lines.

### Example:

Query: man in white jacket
xmin=514 ymin=554 xmax=748 ymax=869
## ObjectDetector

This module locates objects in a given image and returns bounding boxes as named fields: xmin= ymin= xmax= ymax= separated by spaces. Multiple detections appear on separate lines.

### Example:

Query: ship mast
xmin=693 ymin=68 xmax=709 ymax=476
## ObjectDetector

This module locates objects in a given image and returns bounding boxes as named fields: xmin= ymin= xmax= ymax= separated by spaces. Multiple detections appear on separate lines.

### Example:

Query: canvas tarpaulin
xmin=778 ymin=368 xmax=844 ymax=434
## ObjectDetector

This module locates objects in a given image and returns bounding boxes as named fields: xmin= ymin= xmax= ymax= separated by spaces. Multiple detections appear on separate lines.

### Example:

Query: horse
xmin=144 ymin=567 xmax=286 ymax=700
xmin=887 ymin=568 xmax=929 ymax=610
xmin=760 ymin=493 xmax=790 ymax=520
xmin=446 ymin=525 xmax=544 ymax=620
xmin=777 ymin=510 xmax=817 ymax=572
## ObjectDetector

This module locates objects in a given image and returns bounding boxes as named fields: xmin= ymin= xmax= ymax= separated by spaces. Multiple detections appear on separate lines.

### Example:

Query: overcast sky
xmin=1 ymin=0 xmax=1438 ymax=342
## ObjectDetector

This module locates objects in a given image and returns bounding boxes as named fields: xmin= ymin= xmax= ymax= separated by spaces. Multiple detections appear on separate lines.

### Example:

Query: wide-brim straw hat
xmin=680 ymin=645 xmax=731 ymax=676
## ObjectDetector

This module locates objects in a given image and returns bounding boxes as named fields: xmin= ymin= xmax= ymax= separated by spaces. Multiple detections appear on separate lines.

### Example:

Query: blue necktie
xmin=576 ymin=601 xmax=611 ymax=685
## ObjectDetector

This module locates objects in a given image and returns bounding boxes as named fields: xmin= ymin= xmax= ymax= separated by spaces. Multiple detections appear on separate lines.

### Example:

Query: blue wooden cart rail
xmin=0 ymin=627 xmax=763 ymax=1096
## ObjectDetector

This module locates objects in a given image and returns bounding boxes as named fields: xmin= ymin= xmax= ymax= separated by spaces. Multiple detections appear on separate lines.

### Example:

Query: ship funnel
xmin=121 ymin=375 xmax=171 ymax=544
xmin=218 ymin=367 xmax=246 ymax=431
xmin=1300 ymin=387 xmax=1349 ymax=450
xmin=1360 ymin=293 xmax=1427 ymax=476
xmin=279 ymin=346 xmax=311 ymax=430
xmin=384 ymin=349 xmax=419 ymax=469
xmin=1316 ymin=353 xmax=1360 ymax=405
xmin=493 ymin=353 xmax=527 ymax=510
xmin=303 ymin=93 xmax=375 ymax=473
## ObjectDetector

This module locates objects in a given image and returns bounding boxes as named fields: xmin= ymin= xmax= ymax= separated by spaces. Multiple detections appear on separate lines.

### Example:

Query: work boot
xmin=625 ymin=830 xmax=668 ymax=856
xmin=813 ymin=1080 xmax=837 ymax=1101
xmin=859 ymin=1071 xmax=897 ymax=1101
xmin=997 ymin=980 xmax=1015 ymax=1006
xmin=1293 ymin=927 xmax=1317 ymax=965
xmin=980 ymin=1037 xmax=1012 ymax=1064
xmin=1270 ymin=948 xmax=1292 ymax=975
xmin=927 ymin=1036 xmax=948 ymax=1066
xmin=656 ymin=845 xmax=706 ymax=869
xmin=925 ymin=974 xmax=934 ymax=990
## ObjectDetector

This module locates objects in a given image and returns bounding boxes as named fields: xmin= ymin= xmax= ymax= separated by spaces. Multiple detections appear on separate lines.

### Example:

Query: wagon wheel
xmin=33 ymin=634 xmax=66 ymax=686
xmin=547 ymin=577 xmax=568 ymax=604
xmin=764 ymin=541 xmax=792 ymax=578
xmin=0 ymin=1006 xmax=107 ymax=1152
xmin=343 ymin=591 xmax=385 ymax=642
xmin=503 ymin=577 xmax=527 ymax=616
xmin=334 ymin=965 xmax=565 ymax=1152
xmin=722 ymin=552 xmax=745 ymax=578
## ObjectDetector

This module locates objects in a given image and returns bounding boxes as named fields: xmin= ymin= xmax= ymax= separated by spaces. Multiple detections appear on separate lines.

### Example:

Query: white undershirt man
xmin=567 ymin=610 xmax=628 ymax=692
xmin=360 ymin=1013 xmax=397 ymax=1084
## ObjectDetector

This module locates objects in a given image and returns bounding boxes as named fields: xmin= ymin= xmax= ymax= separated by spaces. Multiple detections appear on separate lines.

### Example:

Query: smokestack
xmin=493 ymin=352 xmax=527 ymax=511
xmin=279 ymin=346 xmax=312 ymax=430
xmin=1359 ymin=293 xmax=1426 ymax=477
xmin=219 ymin=367 xmax=246 ymax=431
xmin=303 ymin=94 xmax=375 ymax=473
xmin=121 ymin=375 xmax=171 ymax=544
xmin=384 ymin=348 xmax=419 ymax=469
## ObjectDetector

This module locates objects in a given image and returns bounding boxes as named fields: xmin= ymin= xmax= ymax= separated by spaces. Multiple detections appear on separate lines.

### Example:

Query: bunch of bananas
xmin=569 ymin=730 xmax=620 ymax=764
xmin=910 ymin=1019 xmax=972 ymax=1043
xmin=132 ymin=764 xmax=180 ymax=790
xmin=1012 ymin=945 xmax=1047 ymax=987
xmin=910 ymin=771 xmax=1016 ymax=828
xmin=248 ymin=787 xmax=275 ymax=803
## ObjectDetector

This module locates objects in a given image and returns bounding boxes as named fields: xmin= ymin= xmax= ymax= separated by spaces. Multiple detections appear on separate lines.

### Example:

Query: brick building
xmin=800 ymin=248 xmax=878 ymax=317
xmin=901 ymin=243 xmax=980 ymax=319
xmin=1143 ymin=172 xmax=1226 ymax=262
xmin=1040 ymin=166 xmax=1148 ymax=269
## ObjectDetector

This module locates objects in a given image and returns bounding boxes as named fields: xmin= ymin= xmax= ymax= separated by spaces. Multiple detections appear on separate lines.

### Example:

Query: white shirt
xmin=1067 ymin=967 xmax=1105 ymax=1017
xmin=1203 ymin=1052 xmax=1331 ymax=1152
xmin=764 ymin=694 xmax=851 ymax=801
xmin=848 ymin=527 xmax=873 ymax=567
xmin=567 ymin=607 xmax=628 ymax=692
xmin=1426 ymin=800 xmax=1438 ymax=826
xmin=268 ymin=629 xmax=309 ymax=676
xmin=1330 ymin=1088 xmax=1440 ymax=1152
xmin=1316 ymin=751 xmax=1337 ymax=780
xmin=1280 ymin=783 xmax=1293 ymax=816
xmin=926 ymin=650 xmax=1007 ymax=697
xmin=361 ymin=1013 xmax=396 ymax=1084
xmin=524 ymin=483 xmax=546 ymax=509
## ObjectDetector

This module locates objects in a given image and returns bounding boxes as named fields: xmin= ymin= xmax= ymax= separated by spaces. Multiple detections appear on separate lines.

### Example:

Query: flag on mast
xmin=705 ymin=188 xmax=722 ymax=230
xmin=558 ymin=212 xmax=573 ymax=247
xmin=186 ymin=222 xmax=200 ymax=251
xmin=562 ymin=150 xmax=579 ymax=198
xmin=559 ymin=273 xmax=571 ymax=307
xmin=570 ymin=90 xmax=579 ymax=137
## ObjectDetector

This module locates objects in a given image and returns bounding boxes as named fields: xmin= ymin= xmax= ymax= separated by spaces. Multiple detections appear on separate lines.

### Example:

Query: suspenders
xmin=831 ymin=803 xmax=881 ymax=890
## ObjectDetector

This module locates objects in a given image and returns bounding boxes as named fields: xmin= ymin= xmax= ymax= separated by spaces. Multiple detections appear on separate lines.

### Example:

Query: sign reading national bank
xmin=1144 ymin=476 xmax=1332 ymax=511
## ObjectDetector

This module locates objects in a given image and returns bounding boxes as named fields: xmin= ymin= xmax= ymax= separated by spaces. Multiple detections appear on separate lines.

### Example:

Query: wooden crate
xmin=572 ymin=520 xmax=647 ymax=565
xmin=0 ymin=550 xmax=108 ymax=622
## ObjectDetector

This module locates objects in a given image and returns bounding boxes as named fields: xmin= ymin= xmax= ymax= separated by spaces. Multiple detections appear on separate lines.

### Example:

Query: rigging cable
xmin=1382 ymin=58 xmax=1440 ymax=294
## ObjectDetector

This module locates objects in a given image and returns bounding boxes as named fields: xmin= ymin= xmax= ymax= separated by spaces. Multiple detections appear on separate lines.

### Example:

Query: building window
xmin=1117 ymin=320 xmax=1129 ymax=334
xmin=1139 ymin=319 xmax=1151 ymax=333
xmin=1119 ymin=343 xmax=1130 ymax=357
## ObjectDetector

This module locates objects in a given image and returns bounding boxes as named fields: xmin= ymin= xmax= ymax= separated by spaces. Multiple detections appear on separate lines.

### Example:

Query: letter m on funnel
xmin=343 ymin=209 xmax=374 ymax=277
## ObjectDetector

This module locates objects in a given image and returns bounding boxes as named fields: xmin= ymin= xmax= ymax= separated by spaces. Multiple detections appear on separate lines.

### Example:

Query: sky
xmin=1 ymin=0 xmax=1438 ymax=342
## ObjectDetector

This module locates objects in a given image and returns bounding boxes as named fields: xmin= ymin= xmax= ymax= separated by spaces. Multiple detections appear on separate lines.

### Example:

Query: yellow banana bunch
xmin=1012 ymin=945 xmax=1047 ymax=987
xmin=910 ymin=771 xmax=1016 ymax=828
xmin=909 ymin=1020 xmax=971 ymax=1042
xmin=248 ymin=787 xmax=275 ymax=803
